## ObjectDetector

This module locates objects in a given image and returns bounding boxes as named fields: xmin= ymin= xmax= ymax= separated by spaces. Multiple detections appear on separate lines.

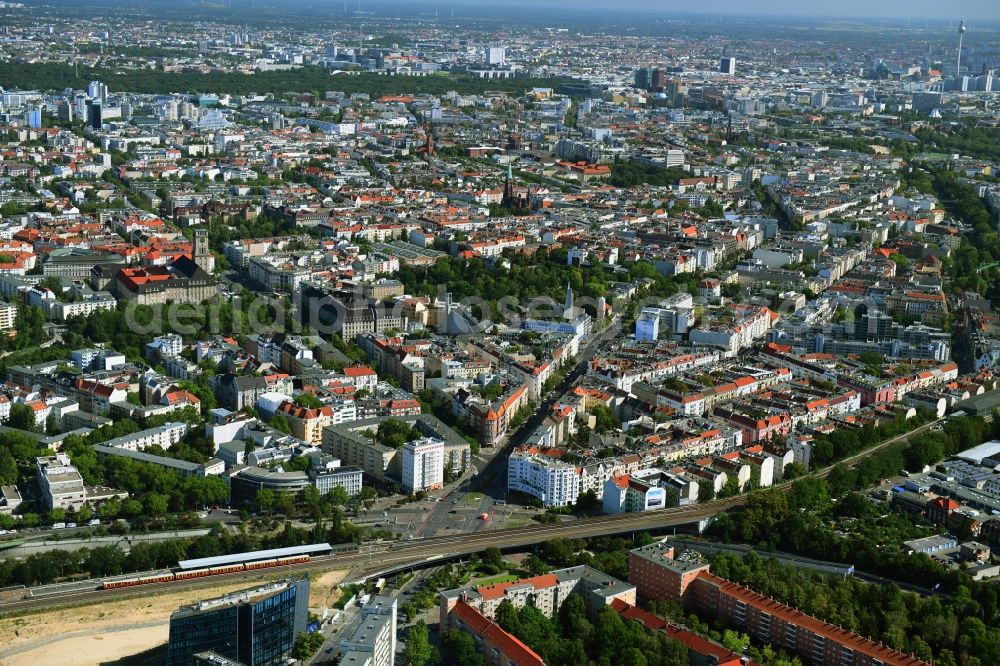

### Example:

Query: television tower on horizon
xmin=957 ymin=14 xmax=967 ymax=76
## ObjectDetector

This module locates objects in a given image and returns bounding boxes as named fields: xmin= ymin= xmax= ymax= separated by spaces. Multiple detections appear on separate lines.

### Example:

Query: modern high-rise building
xmin=651 ymin=68 xmax=668 ymax=91
xmin=486 ymin=45 xmax=506 ymax=66
xmin=26 ymin=106 xmax=42 ymax=129
xmin=87 ymin=99 xmax=103 ymax=130
xmin=973 ymin=68 xmax=995 ymax=92
xmin=634 ymin=67 xmax=653 ymax=91
xmin=720 ymin=57 xmax=736 ymax=76
xmin=167 ymin=578 xmax=309 ymax=666
xmin=73 ymin=93 xmax=88 ymax=120
xmin=912 ymin=91 xmax=944 ymax=113
xmin=57 ymin=100 xmax=74 ymax=122
xmin=401 ymin=437 xmax=444 ymax=493
xmin=86 ymin=80 xmax=108 ymax=102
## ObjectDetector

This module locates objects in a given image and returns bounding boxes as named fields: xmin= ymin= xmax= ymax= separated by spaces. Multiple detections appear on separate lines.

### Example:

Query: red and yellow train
xmin=101 ymin=555 xmax=310 ymax=590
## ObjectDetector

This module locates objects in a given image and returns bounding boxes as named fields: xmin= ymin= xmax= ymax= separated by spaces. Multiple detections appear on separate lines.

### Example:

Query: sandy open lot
xmin=310 ymin=569 xmax=347 ymax=610
xmin=0 ymin=624 xmax=169 ymax=666
xmin=0 ymin=569 xmax=348 ymax=665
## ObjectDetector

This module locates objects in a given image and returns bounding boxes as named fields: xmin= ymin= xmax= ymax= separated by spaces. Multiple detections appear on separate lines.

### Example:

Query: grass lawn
xmin=474 ymin=573 xmax=518 ymax=588
xmin=460 ymin=492 xmax=486 ymax=506
xmin=504 ymin=515 xmax=533 ymax=529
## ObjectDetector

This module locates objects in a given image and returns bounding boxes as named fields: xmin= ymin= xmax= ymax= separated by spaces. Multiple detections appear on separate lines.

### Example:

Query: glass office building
xmin=168 ymin=578 xmax=309 ymax=666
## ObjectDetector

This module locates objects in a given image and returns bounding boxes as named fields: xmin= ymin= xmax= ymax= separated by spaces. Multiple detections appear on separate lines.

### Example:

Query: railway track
xmin=0 ymin=417 xmax=941 ymax=616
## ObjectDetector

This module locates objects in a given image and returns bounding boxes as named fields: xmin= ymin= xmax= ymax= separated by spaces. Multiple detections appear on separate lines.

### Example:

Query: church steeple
xmin=564 ymin=281 xmax=574 ymax=319
xmin=423 ymin=122 xmax=435 ymax=156
xmin=502 ymin=162 xmax=514 ymax=206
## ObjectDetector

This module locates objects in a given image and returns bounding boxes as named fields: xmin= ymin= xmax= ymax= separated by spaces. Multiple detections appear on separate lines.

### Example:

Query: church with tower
xmin=502 ymin=164 xmax=532 ymax=211
xmin=111 ymin=228 xmax=217 ymax=306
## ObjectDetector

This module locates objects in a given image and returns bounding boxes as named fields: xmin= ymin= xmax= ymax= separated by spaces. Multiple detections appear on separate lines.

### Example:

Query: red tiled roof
xmin=477 ymin=573 xmax=558 ymax=601
xmin=611 ymin=600 xmax=747 ymax=666
xmin=698 ymin=572 xmax=930 ymax=666
xmin=451 ymin=601 xmax=544 ymax=666
xmin=343 ymin=366 xmax=376 ymax=377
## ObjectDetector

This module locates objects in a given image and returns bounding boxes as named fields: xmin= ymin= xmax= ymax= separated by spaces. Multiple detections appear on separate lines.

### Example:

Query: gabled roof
xmin=450 ymin=601 xmax=544 ymax=666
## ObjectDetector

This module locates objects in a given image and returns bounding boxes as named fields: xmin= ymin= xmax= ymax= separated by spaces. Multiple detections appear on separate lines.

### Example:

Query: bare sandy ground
xmin=0 ymin=624 xmax=168 ymax=666
xmin=0 ymin=569 xmax=348 ymax=665
xmin=310 ymin=569 xmax=347 ymax=610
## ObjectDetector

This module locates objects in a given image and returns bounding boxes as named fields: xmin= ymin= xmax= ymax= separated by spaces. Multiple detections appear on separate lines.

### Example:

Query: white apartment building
xmin=340 ymin=595 xmax=397 ymax=666
xmin=102 ymin=422 xmax=188 ymax=452
xmin=224 ymin=238 xmax=274 ymax=270
xmin=689 ymin=305 xmax=774 ymax=354
xmin=50 ymin=292 xmax=116 ymax=321
xmin=635 ymin=293 xmax=696 ymax=342
xmin=147 ymin=334 xmax=184 ymax=359
xmin=310 ymin=465 xmax=364 ymax=498
xmin=36 ymin=453 xmax=86 ymax=510
xmin=401 ymin=437 xmax=444 ymax=493
xmin=507 ymin=450 xmax=580 ymax=507
xmin=486 ymin=46 xmax=506 ymax=65
xmin=635 ymin=309 xmax=661 ymax=342
xmin=248 ymin=254 xmax=314 ymax=292
xmin=0 ymin=303 xmax=16 ymax=331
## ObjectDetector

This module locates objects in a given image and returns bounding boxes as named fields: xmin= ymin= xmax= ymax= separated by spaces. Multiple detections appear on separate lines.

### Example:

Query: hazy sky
xmin=423 ymin=0 xmax=1000 ymax=21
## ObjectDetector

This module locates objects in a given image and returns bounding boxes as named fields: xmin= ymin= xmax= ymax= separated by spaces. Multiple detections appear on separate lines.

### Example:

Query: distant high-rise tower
xmin=651 ymin=68 xmax=667 ymax=92
xmin=486 ymin=45 xmax=506 ymax=66
xmin=86 ymin=80 xmax=107 ymax=102
xmin=720 ymin=57 xmax=736 ymax=76
xmin=73 ymin=93 xmax=87 ymax=120
xmin=86 ymin=99 xmax=102 ymax=130
xmin=634 ymin=67 xmax=653 ymax=91
xmin=26 ymin=106 xmax=42 ymax=129
xmin=957 ymin=15 xmax=967 ymax=76
xmin=57 ymin=100 xmax=73 ymax=123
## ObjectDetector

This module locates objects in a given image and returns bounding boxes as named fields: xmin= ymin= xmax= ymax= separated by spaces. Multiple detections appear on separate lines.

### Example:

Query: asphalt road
xmin=469 ymin=316 xmax=624 ymax=500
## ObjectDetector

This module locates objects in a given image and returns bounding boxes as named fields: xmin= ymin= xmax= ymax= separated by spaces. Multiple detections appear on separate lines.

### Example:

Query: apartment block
xmin=401 ymin=437 xmax=444 ymax=493
xmin=339 ymin=595 xmax=397 ymax=666
xmin=440 ymin=565 xmax=635 ymax=624
xmin=36 ymin=452 xmax=87 ymax=511
xmin=101 ymin=422 xmax=188 ymax=452
xmin=628 ymin=541 xmax=930 ymax=666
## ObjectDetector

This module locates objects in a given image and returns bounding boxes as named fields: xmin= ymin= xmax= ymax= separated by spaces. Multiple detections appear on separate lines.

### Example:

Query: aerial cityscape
xmin=0 ymin=0 xmax=999 ymax=664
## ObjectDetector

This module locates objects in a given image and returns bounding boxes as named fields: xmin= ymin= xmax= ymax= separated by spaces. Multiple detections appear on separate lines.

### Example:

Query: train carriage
xmin=101 ymin=543 xmax=332 ymax=591
xmin=244 ymin=558 xmax=278 ymax=570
